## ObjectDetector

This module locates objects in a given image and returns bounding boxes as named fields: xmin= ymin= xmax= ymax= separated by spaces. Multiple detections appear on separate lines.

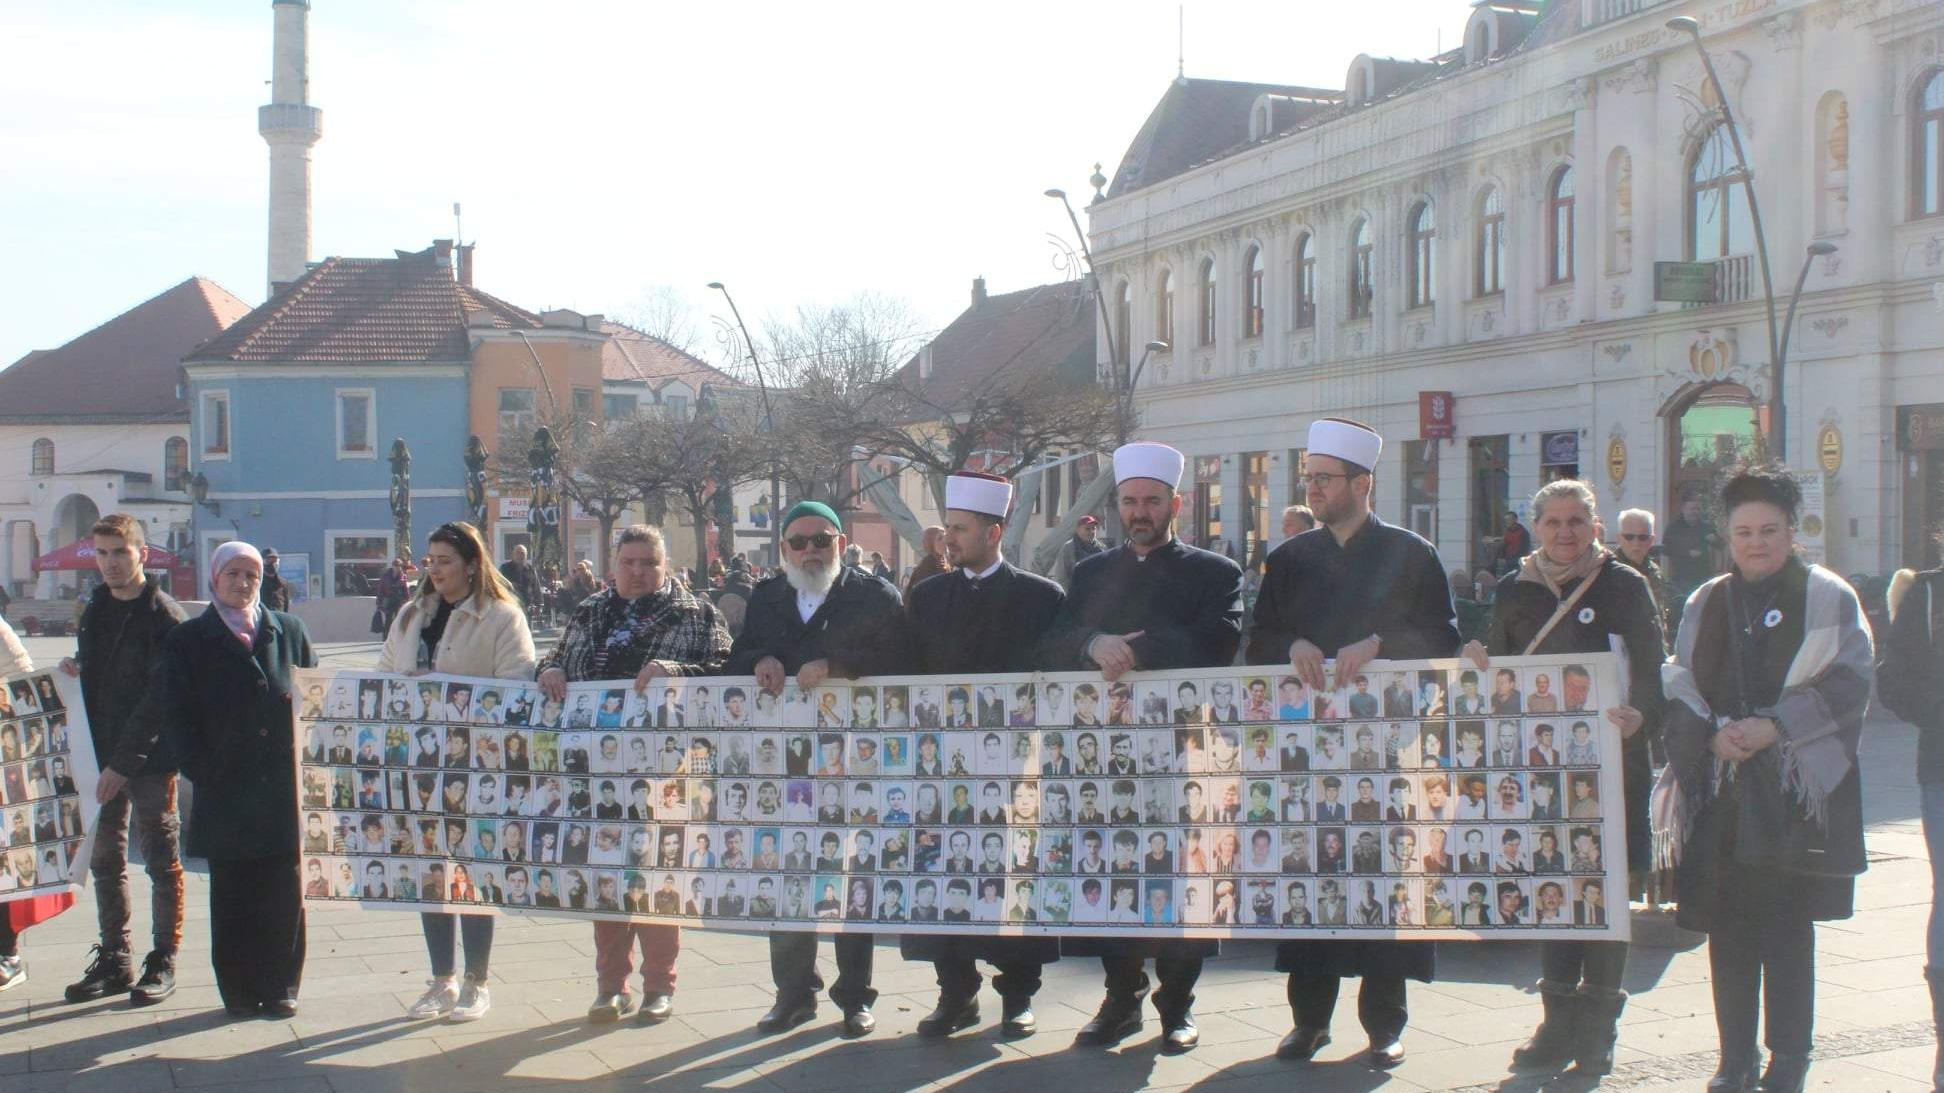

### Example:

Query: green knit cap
xmin=781 ymin=500 xmax=842 ymax=534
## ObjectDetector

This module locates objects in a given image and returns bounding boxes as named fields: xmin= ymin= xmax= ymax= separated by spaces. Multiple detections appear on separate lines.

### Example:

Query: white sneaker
xmin=408 ymin=978 xmax=458 ymax=1019
xmin=0 ymin=956 xmax=24 ymax=992
xmin=449 ymin=976 xmax=490 ymax=1022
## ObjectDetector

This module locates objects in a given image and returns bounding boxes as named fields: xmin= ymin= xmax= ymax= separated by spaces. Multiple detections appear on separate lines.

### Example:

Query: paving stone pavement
xmin=1 ymin=637 xmax=1937 ymax=1092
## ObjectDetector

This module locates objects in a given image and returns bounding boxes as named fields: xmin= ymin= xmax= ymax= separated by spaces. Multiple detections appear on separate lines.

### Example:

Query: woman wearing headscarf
xmin=1658 ymin=468 xmax=1871 ymax=1093
xmin=158 ymin=542 xmax=317 ymax=1018
xmin=1461 ymin=479 xmax=1664 ymax=1077
xmin=377 ymin=522 xmax=535 ymax=1023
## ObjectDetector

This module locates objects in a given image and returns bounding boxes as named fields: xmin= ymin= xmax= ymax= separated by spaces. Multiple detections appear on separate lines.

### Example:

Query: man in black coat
xmin=60 ymin=514 xmax=188 ymax=1005
xmin=900 ymin=472 xmax=1065 ymax=1041
xmin=727 ymin=501 xmax=902 ymax=1039
xmin=1246 ymin=419 xmax=1458 ymax=1069
xmin=1043 ymin=442 xmax=1243 ymax=1055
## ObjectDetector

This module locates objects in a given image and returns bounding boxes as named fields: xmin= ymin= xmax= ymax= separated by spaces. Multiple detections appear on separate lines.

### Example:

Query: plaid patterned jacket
xmin=541 ymin=582 xmax=730 ymax=683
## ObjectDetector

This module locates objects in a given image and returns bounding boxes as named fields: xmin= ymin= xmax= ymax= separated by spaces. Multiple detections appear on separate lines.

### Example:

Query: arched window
xmin=1915 ymin=70 xmax=1944 ymax=219
xmin=30 ymin=438 xmax=53 ymax=476
xmin=1243 ymin=245 xmax=1265 ymax=337
xmin=1406 ymin=201 xmax=1436 ymax=308
xmin=1154 ymin=269 xmax=1175 ymax=344
xmin=1547 ymin=166 xmax=1575 ymax=285
xmin=1293 ymin=233 xmax=1316 ymax=329
xmin=1348 ymin=219 xmax=1374 ymax=319
xmin=1689 ymin=123 xmax=1753 ymax=259
xmin=1475 ymin=186 xmax=1505 ymax=296
xmin=1114 ymin=281 xmax=1132 ymax=368
xmin=1197 ymin=259 xmax=1217 ymax=346
xmin=164 ymin=436 xmax=188 ymax=491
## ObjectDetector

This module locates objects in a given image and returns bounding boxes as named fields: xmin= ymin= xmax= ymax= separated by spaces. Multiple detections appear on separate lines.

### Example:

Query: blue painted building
xmin=182 ymin=240 xmax=542 ymax=598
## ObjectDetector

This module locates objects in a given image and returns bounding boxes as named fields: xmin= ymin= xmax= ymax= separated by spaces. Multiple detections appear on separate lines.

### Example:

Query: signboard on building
xmin=1796 ymin=474 xmax=1826 ymax=566
xmin=1606 ymin=436 xmax=1627 ymax=487
xmin=1654 ymin=262 xmax=1718 ymax=304
xmin=1419 ymin=391 xmax=1455 ymax=439
xmin=1816 ymin=423 xmax=1843 ymax=476
xmin=498 ymin=497 xmax=530 ymax=521
xmin=1541 ymin=431 xmax=1580 ymax=467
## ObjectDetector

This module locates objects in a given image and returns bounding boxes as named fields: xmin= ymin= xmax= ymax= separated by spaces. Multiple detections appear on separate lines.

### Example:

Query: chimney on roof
xmin=433 ymin=238 xmax=454 ymax=269
xmin=457 ymin=243 xmax=475 ymax=287
xmin=972 ymin=276 xmax=988 ymax=308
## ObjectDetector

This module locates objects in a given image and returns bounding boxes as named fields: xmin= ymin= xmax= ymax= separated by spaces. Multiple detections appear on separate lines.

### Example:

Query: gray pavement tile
xmin=0 ymin=1059 xmax=179 ymax=1093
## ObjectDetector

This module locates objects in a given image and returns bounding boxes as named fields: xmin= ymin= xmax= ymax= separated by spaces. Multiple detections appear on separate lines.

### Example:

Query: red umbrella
xmin=32 ymin=539 xmax=183 ymax=572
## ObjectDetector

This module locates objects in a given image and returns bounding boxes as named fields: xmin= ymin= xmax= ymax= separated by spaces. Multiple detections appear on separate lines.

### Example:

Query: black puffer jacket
xmin=1877 ymin=567 xmax=1944 ymax=786
xmin=76 ymin=579 xmax=187 ymax=777
xmin=725 ymin=565 xmax=903 ymax=677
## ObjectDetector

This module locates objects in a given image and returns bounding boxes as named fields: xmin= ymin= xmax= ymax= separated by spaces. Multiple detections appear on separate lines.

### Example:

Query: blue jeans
xmin=1924 ymin=781 xmax=1944 ymax=971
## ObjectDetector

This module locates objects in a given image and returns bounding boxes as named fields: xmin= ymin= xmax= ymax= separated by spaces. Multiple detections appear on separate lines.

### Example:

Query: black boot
xmin=1708 ymin=1050 xmax=1763 ymax=1093
xmin=1566 ymin=989 xmax=1627 ymax=1077
xmin=1751 ymin=1052 xmax=1810 ymax=1093
xmin=1510 ymin=989 xmax=1579 ymax=1069
xmin=1927 ymin=967 xmax=1944 ymax=1093
xmin=64 ymin=945 xmax=134 ymax=1003
xmin=916 ymin=993 xmax=979 ymax=1038
xmin=130 ymin=951 xmax=177 ymax=1007
xmin=1075 ymin=992 xmax=1144 ymax=1046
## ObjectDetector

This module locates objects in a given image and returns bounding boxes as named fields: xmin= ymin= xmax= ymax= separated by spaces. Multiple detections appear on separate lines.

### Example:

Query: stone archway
xmin=1664 ymin=382 xmax=1759 ymax=514
xmin=42 ymin=493 xmax=100 ymax=597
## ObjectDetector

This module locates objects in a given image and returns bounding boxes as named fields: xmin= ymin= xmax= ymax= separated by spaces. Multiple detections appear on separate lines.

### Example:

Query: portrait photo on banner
xmin=0 ymin=667 xmax=100 ymax=903
xmin=290 ymin=654 xmax=1629 ymax=940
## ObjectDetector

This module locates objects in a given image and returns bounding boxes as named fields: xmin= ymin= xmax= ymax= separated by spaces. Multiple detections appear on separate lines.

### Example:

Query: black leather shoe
xmin=265 ymin=998 xmax=299 ymax=1020
xmin=223 ymin=1000 xmax=258 ymax=1020
xmin=637 ymin=993 xmax=674 ymax=1024
xmin=1075 ymin=996 xmax=1144 ymax=1046
xmin=1751 ymin=1053 xmax=1810 ymax=1093
xmin=1276 ymin=1025 xmax=1332 ymax=1061
xmin=755 ymin=997 xmax=815 ymax=1033
xmin=64 ymin=945 xmax=134 ymax=1003
xmin=917 ymin=996 xmax=979 ymax=1038
xmin=1160 ymin=1014 xmax=1200 ymax=1055
xmin=1000 ymin=996 xmax=1036 ymax=1039
xmin=841 ymin=1006 xmax=876 ymax=1037
xmin=130 ymin=952 xmax=176 ymax=1007
xmin=1708 ymin=1052 xmax=1762 ymax=1093
xmin=1367 ymin=1037 xmax=1406 ymax=1068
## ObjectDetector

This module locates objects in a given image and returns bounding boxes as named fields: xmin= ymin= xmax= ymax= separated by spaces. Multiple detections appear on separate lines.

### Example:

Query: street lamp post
xmin=1045 ymin=187 xmax=1124 ymax=392
xmin=527 ymin=425 xmax=560 ymax=588
xmin=1776 ymin=242 xmax=1840 ymax=453
xmin=1667 ymin=15 xmax=1788 ymax=459
xmin=463 ymin=435 xmax=489 ymax=528
xmin=388 ymin=438 xmax=412 ymax=564
xmin=708 ymin=281 xmax=782 ymax=564
xmin=1119 ymin=340 xmax=1170 ymax=445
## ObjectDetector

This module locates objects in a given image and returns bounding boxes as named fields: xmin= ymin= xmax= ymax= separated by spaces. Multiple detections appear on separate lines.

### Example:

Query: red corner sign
xmin=1419 ymin=391 xmax=1455 ymax=439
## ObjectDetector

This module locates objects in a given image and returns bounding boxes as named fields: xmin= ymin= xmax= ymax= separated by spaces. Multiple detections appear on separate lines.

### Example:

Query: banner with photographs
xmin=292 ymin=654 xmax=1627 ymax=940
xmin=0 ymin=666 xmax=98 ymax=903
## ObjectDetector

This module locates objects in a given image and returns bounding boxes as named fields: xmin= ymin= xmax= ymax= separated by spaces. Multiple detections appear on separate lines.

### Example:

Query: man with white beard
xmin=727 ymin=501 xmax=902 ymax=1039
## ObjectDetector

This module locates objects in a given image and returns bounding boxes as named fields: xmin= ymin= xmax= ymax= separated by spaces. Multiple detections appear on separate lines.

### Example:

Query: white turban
xmin=945 ymin=473 xmax=1013 ymax=519
xmin=1112 ymin=442 xmax=1186 ymax=489
xmin=1307 ymin=419 xmax=1383 ymax=472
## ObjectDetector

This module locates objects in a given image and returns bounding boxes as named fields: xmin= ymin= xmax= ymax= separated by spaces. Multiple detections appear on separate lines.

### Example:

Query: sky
xmin=0 ymin=0 xmax=1476 ymax=371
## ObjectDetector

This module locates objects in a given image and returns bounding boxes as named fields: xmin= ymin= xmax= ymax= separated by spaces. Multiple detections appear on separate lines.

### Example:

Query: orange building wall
xmin=467 ymin=323 xmax=608 ymax=570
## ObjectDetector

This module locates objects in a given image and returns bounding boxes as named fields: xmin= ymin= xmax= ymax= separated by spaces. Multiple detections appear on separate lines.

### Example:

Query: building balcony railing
xmin=1715 ymin=254 xmax=1755 ymax=304
xmin=1586 ymin=0 xmax=1670 ymax=27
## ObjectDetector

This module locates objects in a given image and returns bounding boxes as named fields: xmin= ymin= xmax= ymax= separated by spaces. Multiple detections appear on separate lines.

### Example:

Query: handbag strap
xmin=1521 ymin=565 xmax=1603 ymax=656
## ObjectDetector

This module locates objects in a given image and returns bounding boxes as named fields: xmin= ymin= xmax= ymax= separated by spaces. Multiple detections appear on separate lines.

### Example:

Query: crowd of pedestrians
xmin=0 ymin=427 xmax=1936 ymax=1093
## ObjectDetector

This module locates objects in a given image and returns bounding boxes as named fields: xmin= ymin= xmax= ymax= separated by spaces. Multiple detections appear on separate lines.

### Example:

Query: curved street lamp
xmin=708 ymin=281 xmax=782 ymax=562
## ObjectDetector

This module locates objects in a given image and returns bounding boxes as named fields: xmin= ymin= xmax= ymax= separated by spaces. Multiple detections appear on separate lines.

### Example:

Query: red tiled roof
xmin=598 ymin=321 xmax=738 ymax=392
xmin=897 ymin=280 xmax=1096 ymax=414
xmin=186 ymin=247 xmax=540 ymax=364
xmin=0 ymin=277 xmax=251 ymax=423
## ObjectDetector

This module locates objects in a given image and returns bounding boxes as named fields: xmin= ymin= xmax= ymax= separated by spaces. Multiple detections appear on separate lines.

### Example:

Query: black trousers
xmin=936 ymin=956 xmax=1042 ymax=1002
xmin=0 ymin=915 xmax=16 ymax=958
xmin=1540 ymin=939 xmax=1629 ymax=993
xmin=1101 ymin=953 xmax=1202 ymax=1019
xmin=208 ymin=852 xmax=306 ymax=1008
xmin=423 ymin=912 xmax=494 ymax=980
xmin=1710 ymin=904 xmax=1815 ymax=1057
xmin=1288 ymin=973 xmax=1407 ymax=1042
xmin=770 ymin=932 xmax=875 ymax=1011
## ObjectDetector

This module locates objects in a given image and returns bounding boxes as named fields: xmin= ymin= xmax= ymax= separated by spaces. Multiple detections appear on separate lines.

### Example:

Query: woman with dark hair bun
xmin=1658 ymin=466 xmax=1872 ymax=1093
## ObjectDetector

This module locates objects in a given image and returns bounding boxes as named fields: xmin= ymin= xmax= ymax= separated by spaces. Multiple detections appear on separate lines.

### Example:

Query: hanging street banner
xmin=292 ymin=654 xmax=1629 ymax=941
xmin=0 ymin=667 xmax=99 ymax=903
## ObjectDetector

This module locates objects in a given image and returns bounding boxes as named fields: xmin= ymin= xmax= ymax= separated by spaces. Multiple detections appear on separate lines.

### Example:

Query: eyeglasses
xmin=785 ymin=532 xmax=838 ymax=551
xmin=1302 ymin=472 xmax=1357 ymax=488
xmin=1619 ymin=533 xmax=1652 ymax=542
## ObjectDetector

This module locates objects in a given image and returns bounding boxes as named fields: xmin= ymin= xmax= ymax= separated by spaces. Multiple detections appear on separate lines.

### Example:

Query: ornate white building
xmin=1090 ymin=0 xmax=1944 ymax=576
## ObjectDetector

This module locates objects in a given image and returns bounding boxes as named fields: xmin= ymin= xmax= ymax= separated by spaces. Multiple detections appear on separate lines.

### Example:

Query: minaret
xmin=259 ymin=0 xmax=322 ymax=295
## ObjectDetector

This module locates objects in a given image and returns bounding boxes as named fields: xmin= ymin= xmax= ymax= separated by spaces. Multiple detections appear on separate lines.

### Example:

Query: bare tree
xmin=618 ymin=285 xmax=705 ymax=357
xmin=583 ymin=392 xmax=771 ymax=571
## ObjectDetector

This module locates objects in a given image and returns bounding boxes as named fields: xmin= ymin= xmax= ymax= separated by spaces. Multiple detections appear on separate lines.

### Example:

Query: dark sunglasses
xmin=1618 ymin=533 xmax=1652 ymax=542
xmin=786 ymin=532 xmax=838 ymax=551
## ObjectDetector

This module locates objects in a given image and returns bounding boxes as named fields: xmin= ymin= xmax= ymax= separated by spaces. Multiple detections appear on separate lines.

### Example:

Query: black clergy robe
xmin=1247 ymin=514 xmax=1457 ymax=982
xmin=899 ymin=560 xmax=1065 ymax=966
xmin=1044 ymin=538 xmax=1242 ymax=960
